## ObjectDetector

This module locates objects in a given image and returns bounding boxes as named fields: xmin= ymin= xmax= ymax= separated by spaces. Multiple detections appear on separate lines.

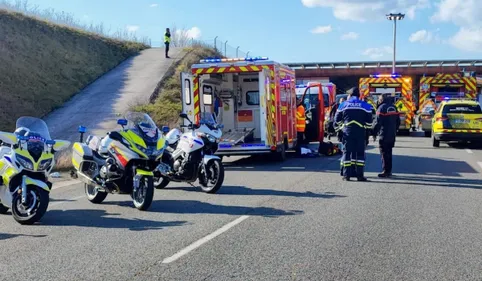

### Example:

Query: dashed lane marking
xmin=162 ymin=215 xmax=250 ymax=264
xmin=466 ymin=149 xmax=473 ymax=154
xmin=478 ymin=162 xmax=482 ymax=170
xmin=281 ymin=167 xmax=305 ymax=170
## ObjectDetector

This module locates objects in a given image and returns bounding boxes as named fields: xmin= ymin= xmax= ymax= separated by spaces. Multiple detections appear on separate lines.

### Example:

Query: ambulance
xmin=180 ymin=57 xmax=318 ymax=161
xmin=418 ymin=73 xmax=477 ymax=136
xmin=359 ymin=74 xmax=415 ymax=135
xmin=295 ymin=82 xmax=336 ymax=142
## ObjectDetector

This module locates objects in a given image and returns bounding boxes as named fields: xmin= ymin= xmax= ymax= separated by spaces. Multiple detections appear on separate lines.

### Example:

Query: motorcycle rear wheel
xmin=199 ymin=159 xmax=224 ymax=194
xmin=132 ymin=176 xmax=154 ymax=211
xmin=154 ymin=176 xmax=170 ymax=189
xmin=85 ymin=184 xmax=108 ymax=204
xmin=11 ymin=186 xmax=49 ymax=225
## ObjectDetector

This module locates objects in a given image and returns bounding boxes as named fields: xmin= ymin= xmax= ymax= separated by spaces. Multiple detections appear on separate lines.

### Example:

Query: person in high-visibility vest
xmin=164 ymin=28 xmax=171 ymax=58
xmin=295 ymin=99 xmax=306 ymax=154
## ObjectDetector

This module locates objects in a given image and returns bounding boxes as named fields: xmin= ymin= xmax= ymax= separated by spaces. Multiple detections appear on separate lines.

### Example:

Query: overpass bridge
xmin=284 ymin=59 xmax=482 ymax=94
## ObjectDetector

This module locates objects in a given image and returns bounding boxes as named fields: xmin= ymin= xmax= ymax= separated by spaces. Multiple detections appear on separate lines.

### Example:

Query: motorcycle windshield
xmin=125 ymin=112 xmax=159 ymax=144
xmin=15 ymin=117 xmax=52 ymax=141
xmin=200 ymin=112 xmax=217 ymax=127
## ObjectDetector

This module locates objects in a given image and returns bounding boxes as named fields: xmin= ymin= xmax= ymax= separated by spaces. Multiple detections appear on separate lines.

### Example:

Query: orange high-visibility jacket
xmin=296 ymin=105 xmax=306 ymax=132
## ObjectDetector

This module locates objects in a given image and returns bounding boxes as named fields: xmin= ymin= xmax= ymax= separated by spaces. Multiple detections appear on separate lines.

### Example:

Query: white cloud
xmin=126 ymin=25 xmax=139 ymax=32
xmin=301 ymin=0 xmax=430 ymax=22
xmin=149 ymin=3 xmax=158 ymax=7
xmin=449 ymin=27 xmax=482 ymax=52
xmin=409 ymin=29 xmax=434 ymax=43
xmin=341 ymin=32 xmax=359 ymax=40
xmin=430 ymin=0 xmax=482 ymax=52
xmin=311 ymin=25 xmax=332 ymax=34
xmin=176 ymin=27 xmax=202 ymax=39
xmin=362 ymin=46 xmax=393 ymax=59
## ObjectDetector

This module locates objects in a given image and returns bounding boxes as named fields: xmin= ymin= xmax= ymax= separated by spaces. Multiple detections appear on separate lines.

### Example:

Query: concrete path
xmin=44 ymin=47 xmax=185 ymax=141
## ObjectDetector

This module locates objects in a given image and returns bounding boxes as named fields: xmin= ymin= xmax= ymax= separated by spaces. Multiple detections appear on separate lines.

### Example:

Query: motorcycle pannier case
xmin=72 ymin=142 xmax=94 ymax=171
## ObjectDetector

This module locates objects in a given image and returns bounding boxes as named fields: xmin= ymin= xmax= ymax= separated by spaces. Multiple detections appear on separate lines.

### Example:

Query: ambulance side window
xmin=184 ymin=79 xmax=191 ymax=105
xmin=203 ymin=85 xmax=213 ymax=105
xmin=246 ymin=91 xmax=260 ymax=105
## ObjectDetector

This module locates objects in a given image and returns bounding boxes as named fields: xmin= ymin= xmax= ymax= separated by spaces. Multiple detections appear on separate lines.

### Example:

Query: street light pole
xmin=386 ymin=13 xmax=405 ymax=74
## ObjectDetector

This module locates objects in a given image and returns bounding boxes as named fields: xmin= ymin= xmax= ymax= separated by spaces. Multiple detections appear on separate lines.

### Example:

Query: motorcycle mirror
xmin=117 ymin=119 xmax=128 ymax=126
xmin=179 ymin=113 xmax=189 ymax=119
xmin=161 ymin=126 xmax=170 ymax=133
xmin=78 ymin=125 xmax=86 ymax=133
xmin=46 ymin=140 xmax=56 ymax=145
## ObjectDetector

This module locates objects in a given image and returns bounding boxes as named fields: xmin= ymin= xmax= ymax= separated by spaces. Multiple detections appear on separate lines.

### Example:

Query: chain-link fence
xmin=150 ymin=34 xmax=256 ymax=58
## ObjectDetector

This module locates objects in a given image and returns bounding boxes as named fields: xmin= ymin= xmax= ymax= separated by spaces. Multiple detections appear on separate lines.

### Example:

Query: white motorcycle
xmin=154 ymin=112 xmax=224 ymax=193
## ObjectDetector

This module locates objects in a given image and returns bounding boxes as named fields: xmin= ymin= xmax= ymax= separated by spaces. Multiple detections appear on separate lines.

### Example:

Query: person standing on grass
xmin=372 ymin=94 xmax=400 ymax=178
xmin=164 ymin=28 xmax=171 ymax=58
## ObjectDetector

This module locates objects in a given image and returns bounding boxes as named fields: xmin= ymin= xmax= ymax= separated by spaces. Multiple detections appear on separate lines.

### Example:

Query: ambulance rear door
xmin=181 ymin=72 xmax=194 ymax=127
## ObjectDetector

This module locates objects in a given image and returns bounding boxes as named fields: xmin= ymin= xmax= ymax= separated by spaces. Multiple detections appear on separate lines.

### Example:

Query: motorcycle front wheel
xmin=11 ymin=186 xmax=49 ymax=225
xmin=199 ymin=159 xmax=224 ymax=194
xmin=131 ymin=176 xmax=154 ymax=211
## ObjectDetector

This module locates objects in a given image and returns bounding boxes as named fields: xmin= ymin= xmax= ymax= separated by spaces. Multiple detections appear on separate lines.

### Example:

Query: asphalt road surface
xmin=1 ymin=136 xmax=482 ymax=281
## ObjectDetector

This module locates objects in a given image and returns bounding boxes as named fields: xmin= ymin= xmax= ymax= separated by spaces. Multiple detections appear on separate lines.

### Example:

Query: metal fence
xmin=149 ymin=36 xmax=256 ymax=58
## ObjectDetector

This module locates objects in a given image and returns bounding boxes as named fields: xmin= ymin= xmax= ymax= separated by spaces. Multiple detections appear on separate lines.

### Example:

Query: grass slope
xmin=0 ymin=9 xmax=149 ymax=131
xmin=134 ymin=45 xmax=221 ymax=127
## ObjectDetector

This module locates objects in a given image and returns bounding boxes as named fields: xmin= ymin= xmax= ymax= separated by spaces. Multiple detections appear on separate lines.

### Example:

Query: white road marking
xmin=478 ymin=162 xmax=482 ymax=170
xmin=49 ymin=195 xmax=85 ymax=207
xmin=162 ymin=215 xmax=250 ymax=264
xmin=281 ymin=167 xmax=305 ymax=170
xmin=466 ymin=149 xmax=473 ymax=154
xmin=52 ymin=179 xmax=81 ymax=190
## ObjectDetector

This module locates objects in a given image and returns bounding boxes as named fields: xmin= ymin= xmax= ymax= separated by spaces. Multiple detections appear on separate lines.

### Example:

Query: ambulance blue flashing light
xmin=200 ymin=56 xmax=269 ymax=63
xmin=370 ymin=73 xmax=402 ymax=78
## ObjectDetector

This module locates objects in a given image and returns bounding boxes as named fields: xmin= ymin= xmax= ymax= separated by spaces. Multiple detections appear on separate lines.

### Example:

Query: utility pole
xmin=386 ymin=13 xmax=405 ymax=74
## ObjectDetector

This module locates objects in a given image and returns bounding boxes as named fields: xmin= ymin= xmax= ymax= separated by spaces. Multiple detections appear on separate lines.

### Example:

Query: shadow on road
xmin=105 ymin=200 xmax=304 ymax=217
xmin=375 ymin=175 xmax=482 ymax=189
xmin=0 ymin=233 xmax=47 ymax=241
xmin=167 ymin=185 xmax=346 ymax=199
xmin=41 ymin=209 xmax=187 ymax=231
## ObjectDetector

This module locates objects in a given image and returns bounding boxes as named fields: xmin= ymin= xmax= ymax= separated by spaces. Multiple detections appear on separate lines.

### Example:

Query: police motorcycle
xmin=0 ymin=117 xmax=70 ymax=224
xmin=153 ymin=112 xmax=224 ymax=193
xmin=70 ymin=112 xmax=167 ymax=211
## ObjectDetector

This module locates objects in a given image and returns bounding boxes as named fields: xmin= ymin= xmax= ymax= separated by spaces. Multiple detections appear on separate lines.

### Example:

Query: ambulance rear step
xmin=220 ymin=128 xmax=255 ymax=145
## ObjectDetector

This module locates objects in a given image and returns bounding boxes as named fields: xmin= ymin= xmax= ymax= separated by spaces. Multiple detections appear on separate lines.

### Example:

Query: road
xmin=1 ymin=136 xmax=482 ymax=281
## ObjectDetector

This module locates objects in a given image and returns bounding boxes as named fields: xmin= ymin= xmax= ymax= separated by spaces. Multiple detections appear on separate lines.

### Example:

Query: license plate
xmin=454 ymin=119 xmax=469 ymax=124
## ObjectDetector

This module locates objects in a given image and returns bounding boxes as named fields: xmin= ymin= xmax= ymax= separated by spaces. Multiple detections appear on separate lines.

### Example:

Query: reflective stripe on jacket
xmin=334 ymin=96 xmax=373 ymax=139
xmin=296 ymin=105 xmax=306 ymax=132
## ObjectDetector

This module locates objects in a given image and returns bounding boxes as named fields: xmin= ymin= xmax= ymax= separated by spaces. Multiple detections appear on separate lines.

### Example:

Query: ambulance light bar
xmin=370 ymin=74 xmax=401 ymax=78
xmin=200 ymin=57 xmax=269 ymax=63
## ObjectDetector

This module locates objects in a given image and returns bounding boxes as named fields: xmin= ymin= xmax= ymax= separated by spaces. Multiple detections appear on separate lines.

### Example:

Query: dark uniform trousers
xmin=379 ymin=140 xmax=394 ymax=174
xmin=341 ymin=137 xmax=366 ymax=178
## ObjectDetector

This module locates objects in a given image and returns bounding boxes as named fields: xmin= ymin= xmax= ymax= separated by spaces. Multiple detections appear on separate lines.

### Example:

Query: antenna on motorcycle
xmin=78 ymin=126 xmax=86 ymax=143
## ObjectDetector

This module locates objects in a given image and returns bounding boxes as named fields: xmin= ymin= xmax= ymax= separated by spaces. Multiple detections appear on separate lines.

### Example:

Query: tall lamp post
xmin=386 ymin=13 xmax=405 ymax=74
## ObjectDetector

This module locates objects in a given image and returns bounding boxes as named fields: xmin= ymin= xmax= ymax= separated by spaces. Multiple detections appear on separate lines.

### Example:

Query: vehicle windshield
xmin=15 ymin=117 xmax=51 ymax=140
xmin=296 ymin=87 xmax=329 ymax=107
xmin=124 ymin=112 xmax=159 ymax=143
xmin=442 ymin=104 xmax=482 ymax=114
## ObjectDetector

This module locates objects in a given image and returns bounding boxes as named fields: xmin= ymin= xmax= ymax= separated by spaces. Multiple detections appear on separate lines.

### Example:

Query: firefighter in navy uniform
xmin=334 ymin=87 xmax=373 ymax=181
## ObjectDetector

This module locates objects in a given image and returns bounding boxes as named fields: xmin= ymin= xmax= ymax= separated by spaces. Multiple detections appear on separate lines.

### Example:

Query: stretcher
xmin=220 ymin=128 xmax=255 ymax=145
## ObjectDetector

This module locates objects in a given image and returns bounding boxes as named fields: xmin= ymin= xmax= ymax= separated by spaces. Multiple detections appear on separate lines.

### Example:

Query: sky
xmin=19 ymin=0 xmax=482 ymax=63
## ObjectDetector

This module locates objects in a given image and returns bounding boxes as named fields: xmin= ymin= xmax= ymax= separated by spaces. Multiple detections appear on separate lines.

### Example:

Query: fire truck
xmin=295 ymin=82 xmax=335 ymax=142
xmin=359 ymin=74 xmax=415 ymax=135
xmin=180 ymin=57 xmax=324 ymax=161
xmin=418 ymin=72 xmax=478 ymax=136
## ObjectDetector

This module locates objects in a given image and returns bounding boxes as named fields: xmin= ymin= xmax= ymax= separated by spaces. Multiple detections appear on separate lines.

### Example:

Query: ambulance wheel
xmin=432 ymin=134 xmax=440 ymax=148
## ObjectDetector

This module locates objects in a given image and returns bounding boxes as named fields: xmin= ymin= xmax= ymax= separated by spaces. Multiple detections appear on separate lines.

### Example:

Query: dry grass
xmin=133 ymin=44 xmax=222 ymax=128
xmin=0 ymin=9 xmax=149 ymax=132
